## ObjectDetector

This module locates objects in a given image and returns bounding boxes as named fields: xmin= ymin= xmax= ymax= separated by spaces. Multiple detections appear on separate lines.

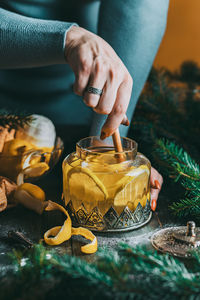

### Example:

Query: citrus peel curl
xmin=44 ymin=200 xmax=97 ymax=254
xmin=14 ymin=183 xmax=47 ymax=214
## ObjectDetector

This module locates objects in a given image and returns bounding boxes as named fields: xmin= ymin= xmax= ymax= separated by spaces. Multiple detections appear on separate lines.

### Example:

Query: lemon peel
xmin=44 ymin=200 xmax=97 ymax=254
xmin=18 ymin=183 xmax=45 ymax=201
xmin=14 ymin=183 xmax=47 ymax=214
xmin=72 ymin=227 xmax=97 ymax=254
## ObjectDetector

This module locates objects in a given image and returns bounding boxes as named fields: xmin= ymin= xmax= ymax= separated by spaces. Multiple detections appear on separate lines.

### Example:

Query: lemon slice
xmin=23 ymin=162 xmax=49 ymax=178
xmin=88 ymin=151 xmax=116 ymax=164
xmin=114 ymin=165 xmax=150 ymax=213
xmin=87 ymin=151 xmax=127 ymax=173
xmin=66 ymin=167 xmax=108 ymax=208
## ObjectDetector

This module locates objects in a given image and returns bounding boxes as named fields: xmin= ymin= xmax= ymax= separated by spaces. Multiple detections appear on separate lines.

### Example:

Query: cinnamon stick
xmin=112 ymin=128 xmax=125 ymax=163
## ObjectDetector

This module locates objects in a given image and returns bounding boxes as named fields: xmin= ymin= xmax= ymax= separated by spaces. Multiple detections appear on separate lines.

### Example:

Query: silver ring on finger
xmin=86 ymin=86 xmax=103 ymax=96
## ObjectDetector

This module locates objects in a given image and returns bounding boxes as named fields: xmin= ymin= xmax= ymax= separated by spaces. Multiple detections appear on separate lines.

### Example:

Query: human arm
xmin=0 ymin=7 xmax=76 ymax=69
xmin=65 ymin=0 xmax=169 ymax=138
xmin=96 ymin=0 xmax=168 ymax=206
xmin=93 ymin=0 xmax=168 ymax=206
xmin=90 ymin=0 xmax=169 ymax=137
xmin=65 ymin=25 xmax=132 ymax=135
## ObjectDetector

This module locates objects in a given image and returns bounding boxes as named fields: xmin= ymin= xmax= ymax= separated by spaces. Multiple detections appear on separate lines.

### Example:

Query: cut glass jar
xmin=63 ymin=136 xmax=152 ymax=232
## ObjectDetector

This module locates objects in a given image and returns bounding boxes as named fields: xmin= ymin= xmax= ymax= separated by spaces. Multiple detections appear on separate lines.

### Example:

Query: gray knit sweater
xmin=0 ymin=0 xmax=169 ymax=132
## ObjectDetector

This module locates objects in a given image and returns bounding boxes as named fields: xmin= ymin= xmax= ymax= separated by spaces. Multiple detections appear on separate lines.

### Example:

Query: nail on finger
xmin=154 ymin=180 xmax=161 ymax=190
xmin=121 ymin=115 xmax=130 ymax=126
xmin=151 ymin=199 xmax=157 ymax=211
xmin=100 ymin=131 xmax=107 ymax=140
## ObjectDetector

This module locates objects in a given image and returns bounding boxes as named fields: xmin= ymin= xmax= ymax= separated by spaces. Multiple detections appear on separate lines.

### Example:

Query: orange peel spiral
xmin=44 ymin=200 xmax=97 ymax=254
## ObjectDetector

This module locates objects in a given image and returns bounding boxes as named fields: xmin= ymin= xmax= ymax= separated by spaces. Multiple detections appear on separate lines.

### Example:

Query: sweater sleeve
xmin=0 ymin=7 xmax=77 ymax=69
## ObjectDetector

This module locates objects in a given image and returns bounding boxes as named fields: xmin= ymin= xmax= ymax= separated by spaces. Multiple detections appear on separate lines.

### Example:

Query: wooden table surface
xmin=0 ymin=165 xmax=172 ymax=265
xmin=0 ymin=125 xmax=179 ymax=268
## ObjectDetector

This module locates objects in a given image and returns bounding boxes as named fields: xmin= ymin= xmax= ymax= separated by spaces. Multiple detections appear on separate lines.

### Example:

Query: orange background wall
xmin=154 ymin=0 xmax=200 ymax=71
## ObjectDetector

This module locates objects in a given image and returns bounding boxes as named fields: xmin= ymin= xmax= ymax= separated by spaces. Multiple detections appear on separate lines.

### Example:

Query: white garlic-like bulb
xmin=16 ymin=114 xmax=56 ymax=148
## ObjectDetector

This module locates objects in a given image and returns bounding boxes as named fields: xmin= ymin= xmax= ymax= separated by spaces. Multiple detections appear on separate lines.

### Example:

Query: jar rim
xmin=76 ymin=136 xmax=138 ymax=156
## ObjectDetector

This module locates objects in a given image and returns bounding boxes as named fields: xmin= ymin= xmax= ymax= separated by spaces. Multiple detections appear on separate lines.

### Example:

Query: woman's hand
xmin=150 ymin=167 xmax=163 ymax=211
xmin=65 ymin=26 xmax=133 ymax=138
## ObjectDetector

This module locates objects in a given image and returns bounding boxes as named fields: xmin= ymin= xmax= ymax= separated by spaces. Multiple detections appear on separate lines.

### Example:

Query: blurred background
xmin=154 ymin=0 xmax=200 ymax=70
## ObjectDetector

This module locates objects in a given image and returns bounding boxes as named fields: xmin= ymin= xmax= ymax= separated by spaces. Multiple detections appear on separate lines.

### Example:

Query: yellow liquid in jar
xmin=63 ymin=150 xmax=150 ymax=217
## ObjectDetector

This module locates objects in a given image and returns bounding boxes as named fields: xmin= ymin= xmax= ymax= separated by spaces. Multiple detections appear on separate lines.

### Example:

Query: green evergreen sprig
xmin=130 ymin=63 xmax=200 ymax=162
xmin=2 ymin=243 xmax=200 ymax=300
xmin=1 ymin=243 xmax=113 ymax=300
xmin=129 ymin=62 xmax=200 ymax=219
xmin=155 ymin=139 xmax=200 ymax=218
xmin=170 ymin=180 xmax=200 ymax=218
xmin=155 ymin=139 xmax=200 ymax=181
xmin=0 ymin=109 xmax=33 ymax=130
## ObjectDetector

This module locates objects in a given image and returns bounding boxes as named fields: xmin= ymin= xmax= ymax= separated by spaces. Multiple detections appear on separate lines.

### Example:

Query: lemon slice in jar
xmin=23 ymin=162 xmax=49 ymax=178
xmin=114 ymin=165 xmax=150 ymax=212
xmin=66 ymin=166 xmax=108 ymax=211
xmin=87 ymin=151 xmax=127 ymax=173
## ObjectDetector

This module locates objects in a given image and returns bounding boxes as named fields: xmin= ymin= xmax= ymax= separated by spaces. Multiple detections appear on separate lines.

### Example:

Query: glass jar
xmin=63 ymin=136 xmax=152 ymax=232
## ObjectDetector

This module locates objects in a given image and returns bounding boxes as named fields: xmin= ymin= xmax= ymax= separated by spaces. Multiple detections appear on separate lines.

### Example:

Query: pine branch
xmin=170 ymin=197 xmax=200 ymax=218
xmin=130 ymin=64 xmax=200 ymax=162
xmin=1 ymin=244 xmax=113 ymax=300
xmin=12 ymin=243 xmax=112 ymax=286
xmin=155 ymin=139 xmax=200 ymax=218
xmin=155 ymin=139 xmax=200 ymax=181
xmin=0 ymin=109 xmax=33 ymax=130
xmin=2 ymin=243 xmax=200 ymax=300
xmin=117 ymin=244 xmax=200 ymax=299
xmin=170 ymin=180 xmax=200 ymax=218
xmin=130 ymin=65 xmax=200 ymax=219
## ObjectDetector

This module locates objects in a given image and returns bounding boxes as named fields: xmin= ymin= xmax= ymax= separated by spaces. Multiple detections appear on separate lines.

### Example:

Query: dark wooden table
xmin=0 ymin=125 xmax=178 ymax=268
xmin=0 ymin=165 xmax=172 ymax=265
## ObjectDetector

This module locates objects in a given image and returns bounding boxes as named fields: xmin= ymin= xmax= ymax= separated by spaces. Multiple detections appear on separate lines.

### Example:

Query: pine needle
xmin=1 ymin=243 xmax=200 ymax=299
xmin=0 ymin=109 xmax=33 ymax=130
xmin=129 ymin=64 xmax=200 ymax=220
